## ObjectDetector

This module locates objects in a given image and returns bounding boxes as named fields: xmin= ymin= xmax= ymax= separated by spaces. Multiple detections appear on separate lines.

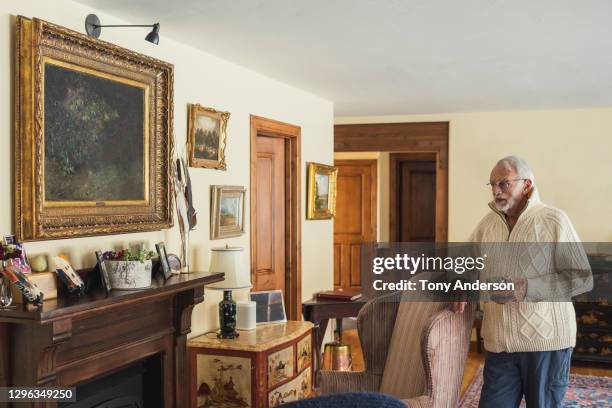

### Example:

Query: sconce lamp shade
xmin=207 ymin=246 xmax=251 ymax=290
xmin=145 ymin=23 xmax=160 ymax=44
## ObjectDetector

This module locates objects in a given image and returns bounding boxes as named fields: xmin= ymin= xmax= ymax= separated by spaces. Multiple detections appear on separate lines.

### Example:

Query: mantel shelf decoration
xmin=14 ymin=16 xmax=174 ymax=241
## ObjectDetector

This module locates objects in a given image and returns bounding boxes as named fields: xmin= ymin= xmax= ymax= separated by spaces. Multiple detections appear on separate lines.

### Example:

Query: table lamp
xmin=207 ymin=246 xmax=251 ymax=339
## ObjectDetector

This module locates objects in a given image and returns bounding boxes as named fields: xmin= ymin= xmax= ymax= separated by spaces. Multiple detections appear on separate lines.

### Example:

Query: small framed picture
xmin=187 ymin=104 xmax=229 ymax=170
xmin=3 ymin=235 xmax=16 ymax=245
xmin=95 ymin=250 xmax=111 ymax=295
xmin=306 ymin=162 xmax=338 ymax=220
xmin=250 ymin=290 xmax=287 ymax=325
xmin=155 ymin=242 xmax=172 ymax=280
xmin=52 ymin=256 xmax=85 ymax=296
xmin=210 ymin=185 xmax=246 ymax=239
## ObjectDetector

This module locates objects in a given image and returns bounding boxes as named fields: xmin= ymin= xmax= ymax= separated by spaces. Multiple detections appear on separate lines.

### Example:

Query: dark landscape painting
xmin=44 ymin=63 xmax=146 ymax=202
xmin=193 ymin=114 xmax=221 ymax=161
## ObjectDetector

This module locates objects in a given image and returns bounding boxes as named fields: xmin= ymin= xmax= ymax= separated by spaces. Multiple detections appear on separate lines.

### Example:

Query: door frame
xmin=335 ymin=122 xmax=449 ymax=242
xmin=389 ymin=152 xmax=437 ymax=242
xmin=250 ymin=115 xmax=301 ymax=320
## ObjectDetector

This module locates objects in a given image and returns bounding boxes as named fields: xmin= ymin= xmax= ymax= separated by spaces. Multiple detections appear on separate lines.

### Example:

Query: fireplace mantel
xmin=0 ymin=271 xmax=224 ymax=408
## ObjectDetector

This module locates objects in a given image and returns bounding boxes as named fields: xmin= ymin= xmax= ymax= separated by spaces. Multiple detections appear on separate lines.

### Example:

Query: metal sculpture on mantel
xmin=173 ymin=158 xmax=197 ymax=273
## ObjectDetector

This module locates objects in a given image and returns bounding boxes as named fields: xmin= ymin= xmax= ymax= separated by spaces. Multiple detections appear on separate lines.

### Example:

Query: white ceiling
xmin=75 ymin=0 xmax=612 ymax=116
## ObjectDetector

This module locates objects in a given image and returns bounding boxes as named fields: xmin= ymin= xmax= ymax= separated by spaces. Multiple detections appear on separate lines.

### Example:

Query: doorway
xmin=333 ymin=160 xmax=377 ymax=291
xmin=250 ymin=115 xmax=301 ymax=320
xmin=334 ymin=122 xmax=449 ymax=242
xmin=389 ymin=153 xmax=437 ymax=242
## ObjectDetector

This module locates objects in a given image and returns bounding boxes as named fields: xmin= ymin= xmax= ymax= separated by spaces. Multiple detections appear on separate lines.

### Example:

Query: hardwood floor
xmin=342 ymin=329 xmax=612 ymax=396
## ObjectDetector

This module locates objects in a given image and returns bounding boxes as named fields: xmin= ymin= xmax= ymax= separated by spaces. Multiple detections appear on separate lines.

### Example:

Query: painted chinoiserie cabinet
xmin=189 ymin=321 xmax=314 ymax=408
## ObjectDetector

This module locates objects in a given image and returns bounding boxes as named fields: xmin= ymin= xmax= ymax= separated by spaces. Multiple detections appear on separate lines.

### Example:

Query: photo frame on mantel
xmin=14 ymin=16 xmax=174 ymax=241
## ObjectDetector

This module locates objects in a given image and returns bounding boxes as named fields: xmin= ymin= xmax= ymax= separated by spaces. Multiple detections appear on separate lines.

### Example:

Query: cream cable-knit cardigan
xmin=469 ymin=195 xmax=592 ymax=353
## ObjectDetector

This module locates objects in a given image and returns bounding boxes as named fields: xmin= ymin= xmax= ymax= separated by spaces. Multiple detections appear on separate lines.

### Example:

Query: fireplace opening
xmin=59 ymin=354 xmax=163 ymax=408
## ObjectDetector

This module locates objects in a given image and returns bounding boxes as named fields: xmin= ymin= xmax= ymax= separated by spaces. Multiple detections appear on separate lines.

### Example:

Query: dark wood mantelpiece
xmin=0 ymin=271 xmax=224 ymax=408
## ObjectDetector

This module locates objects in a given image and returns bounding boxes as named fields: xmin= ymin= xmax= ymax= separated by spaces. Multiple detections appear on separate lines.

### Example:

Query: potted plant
xmin=102 ymin=248 xmax=156 ymax=290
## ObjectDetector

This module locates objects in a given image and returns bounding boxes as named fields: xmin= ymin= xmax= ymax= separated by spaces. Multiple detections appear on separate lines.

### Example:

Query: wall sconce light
xmin=85 ymin=14 xmax=160 ymax=45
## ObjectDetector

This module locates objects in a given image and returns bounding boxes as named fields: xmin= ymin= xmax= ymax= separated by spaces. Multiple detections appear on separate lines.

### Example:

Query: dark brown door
xmin=390 ymin=154 xmax=436 ymax=242
xmin=253 ymin=135 xmax=286 ymax=295
xmin=333 ymin=160 xmax=377 ymax=291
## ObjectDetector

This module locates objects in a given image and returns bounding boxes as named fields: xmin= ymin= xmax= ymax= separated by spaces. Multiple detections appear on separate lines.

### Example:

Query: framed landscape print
xmin=306 ymin=162 xmax=338 ymax=219
xmin=188 ymin=104 xmax=229 ymax=170
xmin=14 ymin=17 xmax=174 ymax=241
xmin=210 ymin=185 xmax=246 ymax=239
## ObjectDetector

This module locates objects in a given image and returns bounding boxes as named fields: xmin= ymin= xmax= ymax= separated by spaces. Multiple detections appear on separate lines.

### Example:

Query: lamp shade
xmin=145 ymin=23 xmax=160 ymax=44
xmin=207 ymin=246 xmax=251 ymax=290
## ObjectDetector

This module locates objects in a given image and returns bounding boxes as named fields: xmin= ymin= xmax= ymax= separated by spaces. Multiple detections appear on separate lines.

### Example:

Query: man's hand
xmin=450 ymin=301 xmax=467 ymax=313
xmin=490 ymin=277 xmax=528 ymax=304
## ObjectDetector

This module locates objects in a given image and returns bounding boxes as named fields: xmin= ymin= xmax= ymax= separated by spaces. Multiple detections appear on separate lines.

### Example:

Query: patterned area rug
xmin=460 ymin=366 xmax=612 ymax=407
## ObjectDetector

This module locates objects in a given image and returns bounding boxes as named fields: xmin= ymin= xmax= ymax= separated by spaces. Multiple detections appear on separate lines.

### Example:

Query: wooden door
xmin=251 ymin=116 xmax=301 ymax=321
xmin=253 ymin=135 xmax=286 ymax=295
xmin=390 ymin=154 xmax=436 ymax=242
xmin=333 ymin=160 xmax=377 ymax=291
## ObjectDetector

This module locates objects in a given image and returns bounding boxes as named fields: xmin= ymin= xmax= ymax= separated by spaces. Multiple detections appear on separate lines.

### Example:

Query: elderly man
xmin=452 ymin=155 xmax=591 ymax=408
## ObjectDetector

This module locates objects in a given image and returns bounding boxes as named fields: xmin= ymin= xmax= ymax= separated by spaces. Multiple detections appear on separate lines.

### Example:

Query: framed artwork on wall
xmin=306 ymin=162 xmax=338 ymax=220
xmin=187 ymin=104 xmax=229 ymax=170
xmin=14 ymin=16 xmax=174 ymax=241
xmin=210 ymin=185 xmax=246 ymax=239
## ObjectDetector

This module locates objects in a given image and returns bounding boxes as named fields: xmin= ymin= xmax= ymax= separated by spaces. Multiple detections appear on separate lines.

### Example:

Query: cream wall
xmin=0 ymin=0 xmax=334 ymax=336
xmin=337 ymin=108 xmax=612 ymax=242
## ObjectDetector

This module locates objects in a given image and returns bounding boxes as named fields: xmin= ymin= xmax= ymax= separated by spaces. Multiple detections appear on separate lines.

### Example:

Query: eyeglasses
xmin=486 ymin=178 xmax=527 ymax=191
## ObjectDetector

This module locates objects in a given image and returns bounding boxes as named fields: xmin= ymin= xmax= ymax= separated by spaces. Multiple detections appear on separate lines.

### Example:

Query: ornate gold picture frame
xmin=210 ymin=185 xmax=246 ymax=239
xmin=187 ymin=104 xmax=229 ymax=170
xmin=306 ymin=162 xmax=337 ymax=220
xmin=14 ymin=17 xmax=174 ymax=241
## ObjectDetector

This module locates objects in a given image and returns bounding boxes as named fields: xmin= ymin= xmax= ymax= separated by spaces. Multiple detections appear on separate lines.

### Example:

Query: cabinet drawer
xmin=268 ymin=367 xmax=311 ymax=408
xmin=296 ymin=334 xmax=311 ymax=373
xmin=267 ymin=345 xmax=294 ymax=387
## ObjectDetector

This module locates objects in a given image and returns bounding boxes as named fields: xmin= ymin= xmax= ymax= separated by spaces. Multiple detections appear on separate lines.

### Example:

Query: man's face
xmin=489 ymin=164 xmax=530 ymax=214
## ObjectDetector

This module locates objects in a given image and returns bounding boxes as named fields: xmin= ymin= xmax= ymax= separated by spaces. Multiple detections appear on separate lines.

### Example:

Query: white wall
xmin=337 ymin=108 xmax=612 ymax=242
xmin=0 ymin=0 xmax=334 ymax=336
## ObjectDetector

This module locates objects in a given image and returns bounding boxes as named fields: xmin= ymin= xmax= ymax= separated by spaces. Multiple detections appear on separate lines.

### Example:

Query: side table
xmin=301 ymin=297 xmax=368 ymax=385
xmin=188 ymin=321 xmax=313 ymax=408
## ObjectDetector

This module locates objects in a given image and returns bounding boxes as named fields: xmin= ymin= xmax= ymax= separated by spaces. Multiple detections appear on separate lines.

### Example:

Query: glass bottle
xmin=0 ymin=261 xmax=12 ymax=308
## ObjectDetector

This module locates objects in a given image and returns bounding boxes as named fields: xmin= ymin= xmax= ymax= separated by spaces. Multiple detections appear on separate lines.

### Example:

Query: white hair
xmin=495 ymin=155 xmax=539 ymax=199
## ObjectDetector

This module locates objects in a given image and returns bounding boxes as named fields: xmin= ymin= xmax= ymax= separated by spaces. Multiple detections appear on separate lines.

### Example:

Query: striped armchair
xmin=319 ymin=290 xmax=475 ymax=408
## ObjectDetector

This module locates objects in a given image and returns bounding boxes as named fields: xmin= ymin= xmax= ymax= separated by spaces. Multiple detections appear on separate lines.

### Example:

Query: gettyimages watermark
xmin=360 ymin=242 xmax=611 ymax=302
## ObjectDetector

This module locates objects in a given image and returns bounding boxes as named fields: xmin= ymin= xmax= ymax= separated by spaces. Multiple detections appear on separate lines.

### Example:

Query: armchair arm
xmin=420 ymin=305 xmax=475 ymax=407
xmin=318 ymin=370 xmax=381 ymax=395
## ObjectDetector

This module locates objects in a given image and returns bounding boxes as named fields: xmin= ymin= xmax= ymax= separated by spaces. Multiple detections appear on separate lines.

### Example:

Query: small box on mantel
xmin=11 ymin=272 xmax=58 ymax=303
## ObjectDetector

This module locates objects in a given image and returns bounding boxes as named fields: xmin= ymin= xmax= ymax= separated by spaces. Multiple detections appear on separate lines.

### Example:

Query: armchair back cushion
xmin=379 ymin=300 xmax=447 ymax=398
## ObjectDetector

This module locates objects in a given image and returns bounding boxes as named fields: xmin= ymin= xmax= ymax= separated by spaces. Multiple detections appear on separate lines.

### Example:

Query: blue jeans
xmin=478 ymin=348 xmax=572 ymax=408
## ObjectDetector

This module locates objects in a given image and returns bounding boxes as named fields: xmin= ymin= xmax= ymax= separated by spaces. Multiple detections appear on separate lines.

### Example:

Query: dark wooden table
xmin=302 ymin=297 xmax=369 ymax=384
xmin=0 ymin=271 xmax=224 ymax=408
